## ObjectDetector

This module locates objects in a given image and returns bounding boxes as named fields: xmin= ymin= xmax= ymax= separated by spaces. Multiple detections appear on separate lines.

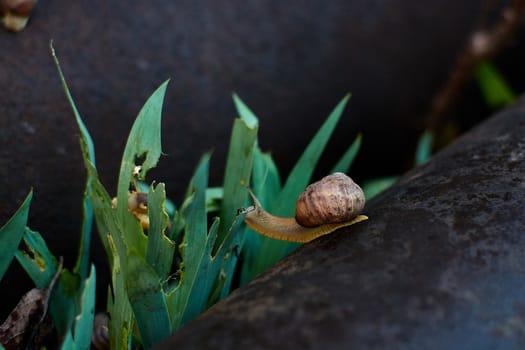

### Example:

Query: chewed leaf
xmin=0 ymin=190 xmax=32 ymax=281
xmin=15 ymin=228 xmax=58 ymax=288
xmin=146 ymin=183 xmax=175 ymax=280
xmin=116 ymin=80 xmax=170 ymax=219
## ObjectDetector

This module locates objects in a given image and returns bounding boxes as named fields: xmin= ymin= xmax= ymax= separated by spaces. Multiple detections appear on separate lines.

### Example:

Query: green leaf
xmin=15 ymin=228 xmax=59 ymax=288
xmin=49 ymin=269 xmax=80 ymax=336
xmin=276 ymin=94 xmax=351 ymax=214
xmin=476 ymin=62 xmax=515 ymax=108
xmin=16 ymin=228 xmax=80 ymax=338
xmin=331 ymin=133 xmax=361 ymax=173
xmin=251 ymin=147 xmax=282 ymax=200
xmin=126 ymin=250 xmax=171 ymax=349
xmin=168 ymin=155 xmax=213 ymax=327
xmin=215 ymin=117 xmax=258 ymax=296
xmin=0 ymin=190 xmax=32 ymax=281
xmin=217 ymin=117 xmax=259 ymax=246
xmin=232 ymin=93 xmax=259 ymax=128
xmin=51 ymin=43 xmax=95 ymax=280
xmin=415 ymin=130 xmax=433 ymax=166
xmin=107 ymin=234 xmax=134 ymax=350
xmin=60 ymin=331 xmax=76 ymax=350
xmin=71 ymin=265 xmax=96 ymax=350
xmin=362 ymin=176 xmax=398 ymax=199
xmin=167 ymin=155 xmax=241 ymax=329
xmin=116 ymin=80 xmax=169 ymax=213
xmin=50 ymin=43 xmax=96 ymax=164
xmin=253 ymin=94 xmax=352 ymax=275
xmin=239 ymin=147 xmax=282 ymax=285
xmin=205 ymin=187 xmax=223 ymax=212
xmin=146 ymin=183 xmax=175 ymax=280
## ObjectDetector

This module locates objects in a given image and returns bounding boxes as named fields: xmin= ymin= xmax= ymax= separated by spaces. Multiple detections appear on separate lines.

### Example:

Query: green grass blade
xmin=49 ymin=269 xmax=81 ymax=337
xmin=276 ymin=94 xmax=351 ymax=215
xmin=217 ymin=118 xmax=258 ymax=247
xmin=146 ymin=183 xmax=175 ymax=280
xmin=116 ymin=80 xmax=169 ymax=227
xmin=0 ymin=190 xmax=32 ymax=281
xmin=362 ymin=176 xmax=398 ymax=199
xmin=476 ymin=61 xmax=516 ymax=108
xmin=251 ymin=147 xmax=282 ymax=200
xmin=214 ymin=115 xmax=258 ymax=297
xmin=415 ymin=130 xmax=433 ymax=165
xmin=16 ymin=227 xmax=79 ymax=338
xmin=51 ymin=43 xmax=95 ymax=280
xmin=15 ymin=228 xmax=59 ymax=288
xmin=239 ymin=147 xmax=282 ymax=285
xmin=205 ymin=187 xmax=223 ymax=212
xmin=107 ymin=234 xmax=134 ymax=350
xmin=330 ymin=133 xmax=361 ymax=173
xmin=170 ymin=155 xmax=211 ymax=327
xmin=249 ymin=95 xmax=351 ymax=276
xmin=72 ymin=265 xmax=96 ymax=350
xmin=60 ymin=332 xmax=76 ymax=350
xmin=166 ymin=154 xmax=242 ymax=328
xmin=126 ymin=250 xmax=171 ymax=349
xmin=50 ymin=43 xmax=96 ymax=164
xmin=232 ymin=93 xmax=259 ymax=128
xmin=179 ymin=218 xmax=220 ymax=325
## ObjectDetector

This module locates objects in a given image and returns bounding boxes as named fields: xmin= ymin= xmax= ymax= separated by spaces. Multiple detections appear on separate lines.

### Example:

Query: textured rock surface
xmin=155 ymin=100 xmax=525 ymax=349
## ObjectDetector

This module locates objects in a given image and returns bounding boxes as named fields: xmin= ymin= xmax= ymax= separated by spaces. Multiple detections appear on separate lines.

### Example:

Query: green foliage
xmin=362 ymin=176 xmax=398 ymax=199
xmin=0 ymin=190 xmax=31 ymax=281
xmin=52 ymin=50 xmax=246 ymax=347
xmin=0 ymin=47 xmax=366 ymax=349
xmin=51 ymin=44 xmax=95 ymax=281
xmin=476 ymin=61 xmax=516 ymax=109
xmin=235 ymin=94 xmax=362 ymax=282
xmin=415 ymin=129 xmax=433 ymax=166
xmin=0 ymin=193 xmax=96 ymax=349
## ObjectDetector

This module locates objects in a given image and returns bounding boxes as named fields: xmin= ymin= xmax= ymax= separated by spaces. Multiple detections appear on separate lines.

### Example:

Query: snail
xmin=241 ymin=172 xmax=368 ymax=243
xmin=110 ymin=166 xmax=151 ymax=230
xmin=91 ymin=312 xmax=109 ymax=350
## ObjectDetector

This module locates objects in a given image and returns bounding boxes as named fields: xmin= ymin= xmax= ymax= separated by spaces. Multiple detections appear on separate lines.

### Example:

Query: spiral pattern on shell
xmin=295 ymin=172 xmax=365 ymax=227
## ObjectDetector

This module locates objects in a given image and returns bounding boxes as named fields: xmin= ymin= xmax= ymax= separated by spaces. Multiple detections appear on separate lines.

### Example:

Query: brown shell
xmin=295 ymin=172 xmax=365 ymax=227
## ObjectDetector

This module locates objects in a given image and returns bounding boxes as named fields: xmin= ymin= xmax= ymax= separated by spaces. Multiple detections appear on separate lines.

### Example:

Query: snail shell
xmin=295 ymin=172 xmax=365 ymax=227
xmin=241 ymin=172 xmax=367 ymax=243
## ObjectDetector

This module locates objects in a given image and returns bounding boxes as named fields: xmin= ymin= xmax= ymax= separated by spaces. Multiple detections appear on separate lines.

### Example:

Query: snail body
xmin=242 ymin=172 xmax=367 ymax=243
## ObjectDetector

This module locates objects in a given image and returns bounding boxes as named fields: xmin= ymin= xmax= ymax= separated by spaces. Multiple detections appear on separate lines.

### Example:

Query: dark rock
xmin=155 ymin=100 xmax=525 ymax=349
xmin=0 ymin=0 xmax=498 ymax=318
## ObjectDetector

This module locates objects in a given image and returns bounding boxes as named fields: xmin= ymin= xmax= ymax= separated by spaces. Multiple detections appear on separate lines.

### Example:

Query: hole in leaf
xmin=134 ymin=153 xmax=147 ymax=168
xmin=20 ymin=241 xmax=47 ymax=272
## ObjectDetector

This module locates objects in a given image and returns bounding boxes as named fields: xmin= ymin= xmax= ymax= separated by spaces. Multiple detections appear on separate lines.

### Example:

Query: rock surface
xmin=155 ymin=100 xmax=525 ymax=349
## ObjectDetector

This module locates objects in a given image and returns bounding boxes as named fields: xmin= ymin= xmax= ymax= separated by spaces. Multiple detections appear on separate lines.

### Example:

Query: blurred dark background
xmin=0 ymin=0 xmax=523 ymax=319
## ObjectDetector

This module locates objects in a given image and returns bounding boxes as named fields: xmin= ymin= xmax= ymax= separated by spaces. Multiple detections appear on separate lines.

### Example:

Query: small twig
xmin=425 ymin=0 xmax=525 ymax=130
